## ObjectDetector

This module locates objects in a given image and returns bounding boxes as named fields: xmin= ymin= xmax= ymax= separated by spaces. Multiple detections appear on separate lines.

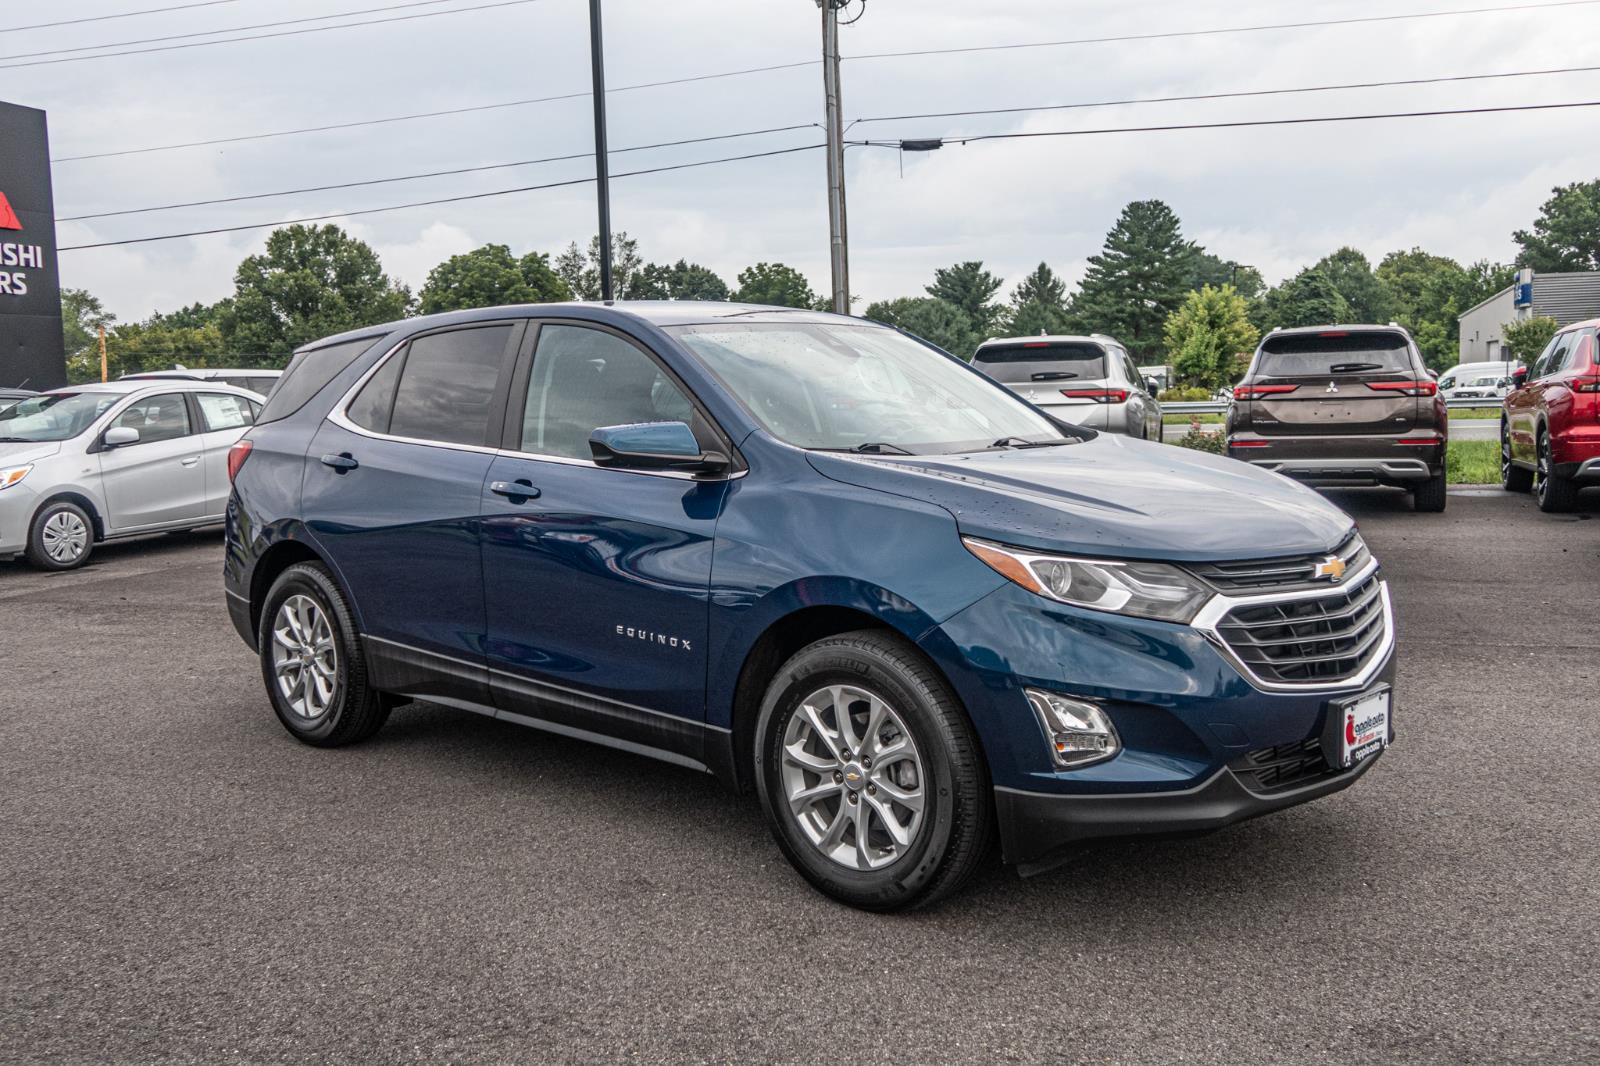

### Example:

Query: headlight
xmin=963 ymin=537 xmax=1212 ymax=623
xmin=0 ymin=464 xmax=32 ymax=490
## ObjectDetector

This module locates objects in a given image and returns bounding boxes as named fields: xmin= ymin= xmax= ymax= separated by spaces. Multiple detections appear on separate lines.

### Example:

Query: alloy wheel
xmin=41 ymin=510 xmax=89 ymax=565
xmin=271 ymin=594 xmax=339 ymax=720
xmin=780 ymin=684 xmax=926 ymax=871
xmin=1536 ymin=435 xmax=1551 ymax=504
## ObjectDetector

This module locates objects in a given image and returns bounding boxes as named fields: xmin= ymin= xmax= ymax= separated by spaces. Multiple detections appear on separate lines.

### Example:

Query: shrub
xmin=1171 ymin=418 xmax=1225 ymax=454
xmin=1159 ymin=385 xmax=1213 ymax=402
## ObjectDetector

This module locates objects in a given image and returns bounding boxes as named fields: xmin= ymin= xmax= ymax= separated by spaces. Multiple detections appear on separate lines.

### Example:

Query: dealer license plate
xmin=1336 ymin=689 xmax=1390 ymax=768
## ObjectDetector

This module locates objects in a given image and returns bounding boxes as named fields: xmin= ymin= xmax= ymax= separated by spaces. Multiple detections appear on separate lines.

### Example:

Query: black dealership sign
xmin=0 ymin=100 xmax=66 ymax=389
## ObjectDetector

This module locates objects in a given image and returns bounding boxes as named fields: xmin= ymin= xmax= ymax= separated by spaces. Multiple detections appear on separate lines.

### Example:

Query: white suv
xmin=0 ymin=380 xmax=261 ymax=570
xmin=972 ymin=334 xmax=1161 ymax=439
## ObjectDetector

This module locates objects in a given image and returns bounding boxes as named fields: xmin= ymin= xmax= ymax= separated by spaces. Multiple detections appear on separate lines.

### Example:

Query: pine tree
xmin=1005 ymin=263 xmax=1072 ymax=336
xmin=1068 ymin=200 xmax=1198 ymax=360
xmin=926 ymin=261 xmax=1004 ymax=336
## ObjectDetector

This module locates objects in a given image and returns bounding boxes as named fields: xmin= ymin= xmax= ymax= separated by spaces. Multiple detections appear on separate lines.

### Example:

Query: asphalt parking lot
xmin=4 ymin=490 xmax=1598 ymax=1064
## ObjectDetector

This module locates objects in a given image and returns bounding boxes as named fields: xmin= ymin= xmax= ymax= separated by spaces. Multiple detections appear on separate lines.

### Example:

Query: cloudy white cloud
xmin=6 ymin=0 xmax=1600 ymax=322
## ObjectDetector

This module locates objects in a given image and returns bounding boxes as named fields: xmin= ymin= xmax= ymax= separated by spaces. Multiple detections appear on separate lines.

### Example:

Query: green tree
xmin=732 ymin=262 xmax=820 ymax=308
xmin=417 ymin=244 xmax=570 ymax=314
xmin=1502 ymin=315 xmax=1559 ymax=365
xmin=925 ymin=261 xmax=1004 ymax=336
xmin=631 ymin=259 xmax=730 ymax=302
xmin=59 ymin=288 xmax=115 ymax=371
xmin=1188 ymin=251 xmax=1265 ymax=300
xmin=1263 ymin=268 xmax=1352 ymax=329
xmin=216 ymin=224 xmax=411 ymax=354
xmin=864 ymin=297 xmax=979 ymax=357
xmin=1514 ymin=180 xmax=1600 ymax=272
xmin=1005 ymin=263 xmax=1073 ymax=336
xmin=1164 ymin=285 xmax=1260 ymax=390
xmin=1376 ymin=250 xmax=1514 ymax=370
xmin=555 ymin=232 xmax=644 ymax=300
xmin=1312 ymin=247 xmax=1393 ymax=323
xmin=149 ymin=301 xmax=220 ymax=331
xmin=65 ymin=320 xmax=230 ymax=384
xmin=1067 ymin=200 xmax=1199 ymax=359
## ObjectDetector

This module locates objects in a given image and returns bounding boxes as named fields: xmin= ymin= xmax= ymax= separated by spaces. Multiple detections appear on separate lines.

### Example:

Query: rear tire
xmin=258 ymin=562 xmax=389 ymax=747
xmin=1412 ymin=471 xmax=1447 ymax=513
xmin=754 ymin=630 xmax=992 ymax=911
xmin=25 ymin=500 xmax=94 ymax=571
xmin=1502 ymin=424 xmax=1532 ymax=493
xmin=1535 ymin=431 xmax=1578 ymax=513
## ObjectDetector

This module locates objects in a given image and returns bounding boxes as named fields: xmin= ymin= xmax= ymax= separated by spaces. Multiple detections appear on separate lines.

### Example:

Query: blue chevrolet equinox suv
xmin=224 ymin=302 xmax=1394 ymax=910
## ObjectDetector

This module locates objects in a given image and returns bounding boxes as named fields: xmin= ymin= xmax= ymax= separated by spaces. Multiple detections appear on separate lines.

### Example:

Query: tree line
xmin=61 ymin=179 xmax=1600 ymax=385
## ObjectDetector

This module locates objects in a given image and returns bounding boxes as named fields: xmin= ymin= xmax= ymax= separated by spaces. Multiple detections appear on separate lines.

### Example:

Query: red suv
xmin=1502 ymin=319 xmax=1600 ymax=512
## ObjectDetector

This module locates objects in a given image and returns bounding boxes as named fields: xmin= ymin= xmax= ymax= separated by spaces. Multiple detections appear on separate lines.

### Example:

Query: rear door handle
xmin=320 ymin=453 xmax=359 ymax=472
xmin=490 ymin=479 xmax=540 ymax=500
xmin=181 ymin=456 xmax=200 ymax=467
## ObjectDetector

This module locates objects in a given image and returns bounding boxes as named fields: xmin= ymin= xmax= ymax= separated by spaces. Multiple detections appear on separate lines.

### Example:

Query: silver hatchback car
xmin=972 ymin=334 xmax=1161 ymax=439
xmin=0 ymin=380 xmax=262 ymax=570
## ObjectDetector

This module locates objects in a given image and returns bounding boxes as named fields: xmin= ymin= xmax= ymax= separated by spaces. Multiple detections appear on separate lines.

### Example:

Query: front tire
xmin=1413 ymin=471 xmax=1447 ymax=512
xmin=25 ymin=500 xmax=93 ymax=571
xmin=754 ymin=630 xmax=992 ymax=911
xmin=258 ymin=562 xmax=389 ymax=747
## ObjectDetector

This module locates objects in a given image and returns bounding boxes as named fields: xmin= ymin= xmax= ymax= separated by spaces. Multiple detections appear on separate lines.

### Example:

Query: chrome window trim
xmin=328 ymin=337 xmax=745 ymax=482
xmin=1191 ymin=556 xmax=1394 ymax=693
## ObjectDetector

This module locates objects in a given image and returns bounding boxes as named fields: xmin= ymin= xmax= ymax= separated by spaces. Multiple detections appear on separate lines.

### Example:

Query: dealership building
xmin=1458 ymin=268 xmax=1600 ymax=362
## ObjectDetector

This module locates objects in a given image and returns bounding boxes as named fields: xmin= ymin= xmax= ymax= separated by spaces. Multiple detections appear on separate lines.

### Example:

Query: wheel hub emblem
xmin=842 ymin=765 xmax=864 ymax=787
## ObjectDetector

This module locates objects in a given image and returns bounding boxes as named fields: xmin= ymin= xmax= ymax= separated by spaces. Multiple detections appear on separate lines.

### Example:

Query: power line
xmin=57 ymin=124 xmax=820 ymax=221
xmin=0 ymin=1 xmax=247 ymax=33
xmin=847 ymin=0 xmax=1600 ymax=62
xmin=58 ymin=143 xmax=825 ymax=251
xmin=852 ymin=63 xmax=1600 ymax=125
xmin=853 ymin=99 xmax=1600 ymax=149
xmin=3 ymin=0 xmax=465 ymax=61
xmin=0 ymin=0 xmax=542 ymax=69
xmin=49 ymin=59 xmax=818 ymax=162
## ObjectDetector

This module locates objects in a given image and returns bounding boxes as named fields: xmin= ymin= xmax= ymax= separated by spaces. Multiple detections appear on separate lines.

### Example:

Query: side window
xmin=520 ymin=324 xmax=697 ymax=460
xmin=387 ymin=325 xmax=513 ymax=446
xmin=1532 ymin=334 xmax=1567 ymax=380
xmin=196 ymin=393 xmax=257 ymax=432
xmin=346 ymin=348 xmax=407 ymax=434
xmin=1570 ymin=328 xmax=1598 ymax=371
xmin=111 ymin=393 xmax=192 ymax=444
xmin=258 ymin=338 xmax=377 ymax=424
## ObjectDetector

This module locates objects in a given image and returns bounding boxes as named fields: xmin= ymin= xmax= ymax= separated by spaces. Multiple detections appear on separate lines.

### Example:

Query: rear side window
xmin=973 ymin=343 xmax=1107 ymax=384
xmin=196 ymin=392 xmax=257 ymax=432
xmin=346 ymin=349 xmax=407 ymax=434
xmin=387 ymin=325 xmax=513 ymax=446
xmin=257 ymin=339 xmax=377 ymax=424
xmin=1258 ymin=332 xmax=1411 ymax=376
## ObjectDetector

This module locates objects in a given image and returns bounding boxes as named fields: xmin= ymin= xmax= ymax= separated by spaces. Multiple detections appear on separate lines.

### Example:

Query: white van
xmin=1438 ymin=361 xmax=1517 ymax=399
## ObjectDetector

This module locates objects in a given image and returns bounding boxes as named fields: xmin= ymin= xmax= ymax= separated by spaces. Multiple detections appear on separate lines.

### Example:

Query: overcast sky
xmin=5 ymin=0 xmax=1600 ymax=322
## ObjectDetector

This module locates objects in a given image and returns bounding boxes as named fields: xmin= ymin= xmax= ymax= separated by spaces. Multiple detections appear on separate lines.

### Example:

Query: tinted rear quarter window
xmin=1257 ymin=332 xmax=1412 ymax=377
xmin=974 ymin=343 xmax=1107 ymax=384
xmin=387 ymin=325 xmax=513 ymax=446
xmin=257 ymin=338 xmax=379 ymax=424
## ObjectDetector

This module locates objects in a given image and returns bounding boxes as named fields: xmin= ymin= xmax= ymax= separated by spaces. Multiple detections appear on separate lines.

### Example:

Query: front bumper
xmin=0 ymin=483 xmax=42 ymax=558
xmin=995 ymin=750 xmax=1382 ymax=874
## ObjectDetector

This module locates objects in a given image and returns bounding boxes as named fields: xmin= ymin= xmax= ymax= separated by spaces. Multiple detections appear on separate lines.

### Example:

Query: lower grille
xmin=1216 ymin=570 xmax=1387 ymax=684
xmin=1233 ymin=738 xmax=1334 ymax=793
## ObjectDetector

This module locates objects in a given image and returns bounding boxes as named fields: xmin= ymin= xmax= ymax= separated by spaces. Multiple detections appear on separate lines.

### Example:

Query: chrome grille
xmin=1190 ymin=533 xmax=1369 ymax=593
xmin=1215 ymin=570 xmax=1387 ymax=684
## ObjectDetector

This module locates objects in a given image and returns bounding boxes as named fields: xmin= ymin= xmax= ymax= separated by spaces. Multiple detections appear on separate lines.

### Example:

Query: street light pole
xmin=820 ymin=0 xmax=849 ymax=315
xmin=589 ymin=0 xmax=614 ymax=301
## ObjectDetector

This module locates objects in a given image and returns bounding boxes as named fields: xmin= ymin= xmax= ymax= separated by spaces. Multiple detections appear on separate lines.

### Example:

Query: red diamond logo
xmin=0 ymin=192 xmax=21 ymax=231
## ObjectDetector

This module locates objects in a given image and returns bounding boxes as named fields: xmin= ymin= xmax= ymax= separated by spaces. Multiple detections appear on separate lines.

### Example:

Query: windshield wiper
xmin=0 ymin=436 xmax=35 ymax=443
xmin=849 ymin=441 xmax=913 ymax=455
xmin=990 ymin=436 xmax=1074 ymax=449
xmin=1328 ymin=362 xmax=1384 ymax=373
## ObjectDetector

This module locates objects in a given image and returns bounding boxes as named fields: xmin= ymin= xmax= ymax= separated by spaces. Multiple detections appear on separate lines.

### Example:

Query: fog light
xmin=1025 ymin=688 xmax=1120 ymax=769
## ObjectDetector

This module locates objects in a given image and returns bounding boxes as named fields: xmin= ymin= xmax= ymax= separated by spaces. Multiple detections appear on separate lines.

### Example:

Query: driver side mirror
xmin=589 ymin=421 xmax=729 ymax=475
xmin=103 ymin=426 xmax=140 ymax=448
xmin=1512 ymin=366 xmax=1529 ymax=387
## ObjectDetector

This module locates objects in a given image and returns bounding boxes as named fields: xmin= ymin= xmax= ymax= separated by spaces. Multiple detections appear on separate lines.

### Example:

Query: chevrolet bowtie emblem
xmin=1314 ymin=556 xmax=1347 ymax=583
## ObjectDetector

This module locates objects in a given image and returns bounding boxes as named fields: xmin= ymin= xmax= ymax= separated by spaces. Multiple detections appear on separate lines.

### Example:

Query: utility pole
xmin=589 ymin=0 xmax=614 ymax=301
xmin=819 ymin=0 xmax=850 ymax=315
xmin=98 ymin=325 xmax=108 ymax=383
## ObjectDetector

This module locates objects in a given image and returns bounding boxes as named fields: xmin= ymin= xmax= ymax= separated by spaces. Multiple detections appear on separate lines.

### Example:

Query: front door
xmin=481 ymin=322 xmax=730 ymax=765
xmin=1508 ymin=332 xmax=1571 ymax=463
xmin=98 ymin=391 xmax=207 ymax=531
xmin=302 ymin=323 xmax=521 ymax=703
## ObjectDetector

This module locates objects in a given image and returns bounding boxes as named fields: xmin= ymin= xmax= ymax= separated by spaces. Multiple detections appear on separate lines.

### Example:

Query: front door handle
xmin=490 ymin=479 xmax=540 ymax=501
xmin=320 ymin=453 xmax=359 ymax=473
xmin=181 ymin=456 xmax=200 ymax=467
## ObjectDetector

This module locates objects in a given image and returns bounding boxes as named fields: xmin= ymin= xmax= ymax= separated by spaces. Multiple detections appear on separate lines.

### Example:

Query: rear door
xmin=193 ymin=392 xmax=260 ymax=518
xmin=98 ymin=391 xmax=207 ymax=531
xmin=1245 ymin=331 xmax=1428 ymax=436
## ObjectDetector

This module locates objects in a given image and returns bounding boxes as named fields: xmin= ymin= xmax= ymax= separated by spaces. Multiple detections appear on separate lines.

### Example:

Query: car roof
xmin=121 ymin=368 xmax=281 ymax=379
xmin=43 ymin=380 xmax=261 ymax=397
xmin=975 ymin=334 xmax=1116 ymax=349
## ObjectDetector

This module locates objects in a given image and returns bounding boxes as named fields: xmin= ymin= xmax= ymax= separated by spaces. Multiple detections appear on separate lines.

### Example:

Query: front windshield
xmin=668 ymin=322 xmax=1063 ymax=453
xmin=0 ymin=392 xmax=120 ymax=442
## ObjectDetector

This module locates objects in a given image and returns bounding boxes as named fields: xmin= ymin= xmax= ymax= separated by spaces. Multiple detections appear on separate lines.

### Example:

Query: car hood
xmin=0 ymin=440 xmax=62 ymax=467
xmin=807 ymin=435 xmax=1352 ymax=562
